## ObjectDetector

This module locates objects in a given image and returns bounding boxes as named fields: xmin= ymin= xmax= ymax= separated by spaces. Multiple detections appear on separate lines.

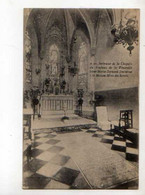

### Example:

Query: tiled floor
xmin=23 ymin=131 xmax=90 ymax=189
xmin=23 ymin=128 xmax=138 ymax=189
xmin=91 ymin=129 xmax=138 ymax=163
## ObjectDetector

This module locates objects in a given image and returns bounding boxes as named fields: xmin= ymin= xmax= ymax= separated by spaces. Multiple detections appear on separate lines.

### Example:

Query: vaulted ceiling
xmin=26 ymin=9 xmax=114 ymax=59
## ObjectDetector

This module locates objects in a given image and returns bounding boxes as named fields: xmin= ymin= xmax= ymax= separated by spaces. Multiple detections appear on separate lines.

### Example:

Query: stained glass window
xmin=78 ymin=42 xmax=87 ymax=74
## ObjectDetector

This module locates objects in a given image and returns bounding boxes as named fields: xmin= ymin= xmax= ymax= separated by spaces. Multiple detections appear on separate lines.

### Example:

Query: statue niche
xmin=49 ymin=50 xmax=58 ymax=75
xmin=48 ymin=44 xmax=59 ymax=76
xmin=42 ymin=44 xmax=68 ymax=95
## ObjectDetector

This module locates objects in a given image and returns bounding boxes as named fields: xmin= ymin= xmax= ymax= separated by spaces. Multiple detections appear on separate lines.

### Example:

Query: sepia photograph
xmin=23 ymin=8 xmax=139 ymax=189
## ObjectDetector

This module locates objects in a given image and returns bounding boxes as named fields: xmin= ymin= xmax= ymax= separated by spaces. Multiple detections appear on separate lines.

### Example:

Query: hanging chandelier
xmin=111 ymin=11 xmax=139 ymax=56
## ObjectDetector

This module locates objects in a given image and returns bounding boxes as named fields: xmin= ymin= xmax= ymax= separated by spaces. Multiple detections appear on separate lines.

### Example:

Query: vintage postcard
xmin=23 ymin=8 xmax=139 ymax=189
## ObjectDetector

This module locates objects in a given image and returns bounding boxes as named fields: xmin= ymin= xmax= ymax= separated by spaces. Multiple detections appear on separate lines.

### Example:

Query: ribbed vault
xmin=26 ymin=9 xmax=114 ymax=59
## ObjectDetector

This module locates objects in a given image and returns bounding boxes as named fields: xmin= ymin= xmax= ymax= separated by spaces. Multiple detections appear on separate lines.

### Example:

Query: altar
xmin=41 ymin=94 xmax=74 ymax=116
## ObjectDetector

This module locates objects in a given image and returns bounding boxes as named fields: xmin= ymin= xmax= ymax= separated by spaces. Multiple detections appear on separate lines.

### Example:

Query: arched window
xmin=48 ymin=44 xmax=59 ymax=75
xmin=78 ymin=42 xmax=87 ymax=74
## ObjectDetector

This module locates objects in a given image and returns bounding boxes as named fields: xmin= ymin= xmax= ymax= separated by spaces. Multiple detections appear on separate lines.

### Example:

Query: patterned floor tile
xmin=126 ymin=142 xmax=137 ymax=149
xmin=36 ymin=151 xmax=56 ymax=161
xmin=36 ymin=137 xmax=50 ymax=143
xmin=53 ymin=167 xmax=80 ymax=185
xmin=114 ymin=135 xmax=126 ymax=141
xmin=113 ymin=134 xmax=120 ymax=138
xmin=31 ymin=148 xmax=44 ymax=158
xmin=47 ymin=146 xmax=64 ymax=153
xmin=23 ymin=158 xmax=47 ymax=173
xmin=126 ymin=139 xmax=132 ymax=143
xmin=113 ymin=140 xmax=126 ymax=147
xmin=36 ymin=143 xmax=53 ymax=150
xmin=23 ymin=128 xmax=138 ymax=189
xmin=63 ymin=158 xmax=79 ymax=171
xmin=23 ymin=173 xmax=51 ymax=189
xmin=126 ymin=148 xmax=138 ymax=162
xmin=112 ymin=140 xmax=126 ymax=152
xmin=44 ymin=179 xmax=70 ymax=189
xmin=55 ymin=141 xmax=65 ymax=147
xmin=46 ymin=139 xmax=60 ymax=145
xmin=93 ymin=131 xmax=105 ymax=138
xmin=35 ymin=133 xmax=48 ymax=138
xmin=49 ymin=154 xmax=70 ymax=166
xmin=33 ymin=141 xmax=42 ymax=148
xmin=101 ymin=135 xmax=114 ymax=144
xmin=23 ymin=170 xmax=34 ymax=178
xmin=103 ymin=135 xmax=114 ymax=140
xmin=44 ymin=134 xmax=56 ymax=138
xmin=105 ymin=131 xmax=115 ymax=136
xmin=71 ymin=173 xmax=91 ymax=189
xmin=37 ymin=162 xmax=61 ymax=177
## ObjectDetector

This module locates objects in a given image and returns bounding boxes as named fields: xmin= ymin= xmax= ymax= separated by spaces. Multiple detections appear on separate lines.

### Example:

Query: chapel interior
xmin=23 ymin=9 xmax=139 ymax=189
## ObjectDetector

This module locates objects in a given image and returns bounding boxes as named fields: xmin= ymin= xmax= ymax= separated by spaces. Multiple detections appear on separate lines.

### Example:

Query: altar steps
xmin=40 ymin=114 xmax=79 ymax=120
xmin=33 ymin=114 xmax=97 ymax=131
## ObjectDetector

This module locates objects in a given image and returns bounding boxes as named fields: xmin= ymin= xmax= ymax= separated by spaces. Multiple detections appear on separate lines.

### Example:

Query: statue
xmin=60 ymin=80 xmax=66 ymax=94
xmin=43 ymin=78 xmax=51 ymax=94
xmin=54 ymin=79 xmax=60 ymax=95
xmin=49 ymin=50 xmax=58 ymax=75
